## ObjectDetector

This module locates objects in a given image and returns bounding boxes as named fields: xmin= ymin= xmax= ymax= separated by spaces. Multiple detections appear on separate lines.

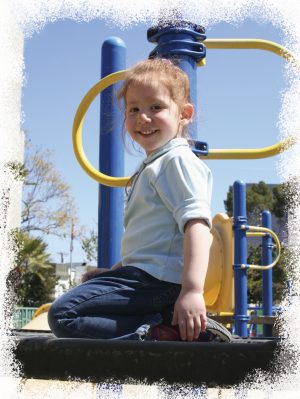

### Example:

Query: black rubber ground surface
xmin=13 ymin=330 xmax=281 ymax=387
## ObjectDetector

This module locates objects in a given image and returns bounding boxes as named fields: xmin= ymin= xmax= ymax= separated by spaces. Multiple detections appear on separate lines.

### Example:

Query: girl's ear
xmin=180 ymin=103 xmax=194 ymax=126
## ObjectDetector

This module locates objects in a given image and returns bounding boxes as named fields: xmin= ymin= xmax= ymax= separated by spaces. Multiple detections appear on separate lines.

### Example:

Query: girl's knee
xmin=47 ymin=297 xmax=70 ymax=337
xmin=47 ymin=300 xmax=60 ymax=333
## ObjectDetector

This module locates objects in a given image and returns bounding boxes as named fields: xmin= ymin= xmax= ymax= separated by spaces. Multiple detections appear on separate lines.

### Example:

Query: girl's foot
xmin=205 ymin=318 xmax=233 ymax=342
xmin=151 ymin=318 xmax=232 ymax=342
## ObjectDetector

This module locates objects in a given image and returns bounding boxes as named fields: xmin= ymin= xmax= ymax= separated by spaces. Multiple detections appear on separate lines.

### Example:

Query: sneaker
xmin=197 ymin=330 xmax=217 ymax=342
xmin=205 ymin=317 xmax=232 ymax=343
xmin=151 ymin=319 xmax=232 ymax=343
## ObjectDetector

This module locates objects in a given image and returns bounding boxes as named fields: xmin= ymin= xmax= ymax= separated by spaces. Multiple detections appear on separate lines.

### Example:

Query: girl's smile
xmin=137 ymin=129 xmax=159 ymax=136
xmin=125 ymin=83 xmax=193 ymax=156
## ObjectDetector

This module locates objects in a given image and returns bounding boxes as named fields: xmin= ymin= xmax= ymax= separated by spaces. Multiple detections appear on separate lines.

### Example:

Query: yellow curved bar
xmin=246 ymin=232 xmax=266 ymax=238
xmin=73 ymin=38 xmax=298 ymax=186
xmin=202 ymin=136 xmax=297 ymax=160
xmin=197 ymin=38 xmax=298 ymax=160
xmin=245 ymin=226 xmax=281 ymax=270
xmin=72 ymin=70 xmax=130 ymax=187
xmin=203 ymin=39 xmax=300 ymax=71
xmin=32 ymin=303 xmax=52 ymax=319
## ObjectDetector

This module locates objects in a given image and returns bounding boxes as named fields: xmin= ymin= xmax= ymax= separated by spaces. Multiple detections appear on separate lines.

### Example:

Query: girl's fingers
xmin=193 ymin=316 xmax=202 ymax=340
xmin=174 ymin=315 xmax=206 ymax=341
xmin=181 ymin=316 xmax=204 ymax=341
xmin=200 ymin=313 xmax=207 ymax=332
xmin=186 ymin=318 xmax=195 ymax=341
xmin=178 ymin=319 xmax=187 ymax=341
xmin=180 ymin=317 xmax=198 ymax=342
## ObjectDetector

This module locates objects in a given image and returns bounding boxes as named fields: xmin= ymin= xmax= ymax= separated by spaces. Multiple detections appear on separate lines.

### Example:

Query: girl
xmin=48 ymin=59 xmax=225 ymax=342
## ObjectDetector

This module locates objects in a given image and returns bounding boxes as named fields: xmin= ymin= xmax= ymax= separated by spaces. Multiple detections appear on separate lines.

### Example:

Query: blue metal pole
xmin=233 ymin=181 xmax=249 ymax=337
xmin=98 ymin=37 xmax=126 ymax=268
xmin=262 ymin=210 xmax=273 ymax=337
xmin=147 ymin=21 xmax=206 ymax=140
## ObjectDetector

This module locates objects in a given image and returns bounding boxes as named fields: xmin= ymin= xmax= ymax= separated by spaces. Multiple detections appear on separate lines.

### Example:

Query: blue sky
xmin=22 ymin=18 xmax=288 ymax=264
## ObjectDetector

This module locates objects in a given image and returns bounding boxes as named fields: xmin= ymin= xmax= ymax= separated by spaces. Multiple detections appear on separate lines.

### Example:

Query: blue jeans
xmin=48 ymin=266 xmax=181 ymax=340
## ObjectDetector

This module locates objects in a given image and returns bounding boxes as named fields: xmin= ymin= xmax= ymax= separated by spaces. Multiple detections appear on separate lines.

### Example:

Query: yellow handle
xmin=203 ymin=38 xmax=299 ymax=71
xmin=245 ymin=226 xmax=281 ymax=270
xmin=204 ymin=136 xmax=296 ymax=160
xmin=201 ymin=38 xmax=298 ymax=160
xmin=246 ymin=232 xmax=266 ymax=238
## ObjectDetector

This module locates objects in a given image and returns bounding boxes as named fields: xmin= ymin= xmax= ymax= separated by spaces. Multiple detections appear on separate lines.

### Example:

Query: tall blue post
xmin=233 ymin=181 xmax=249 ymax=337
xmin=147 ymin=21 xmax=206 ymax=139
xmin=262 ymin=210 xmax=273 ymax=337
xmin=98 ymin=37 xmax=126 ymax=268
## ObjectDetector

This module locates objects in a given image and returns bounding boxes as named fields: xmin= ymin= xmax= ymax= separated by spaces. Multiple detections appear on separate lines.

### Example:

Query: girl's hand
xmin=171 ymin=289 xmax=207 ymax=341
xmin=81 ymin=268 xmax=109 ymax=283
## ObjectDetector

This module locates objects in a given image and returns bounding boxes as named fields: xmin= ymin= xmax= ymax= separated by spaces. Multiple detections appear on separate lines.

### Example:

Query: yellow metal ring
xmin=72 ymin=70 xmax=130 ymax=187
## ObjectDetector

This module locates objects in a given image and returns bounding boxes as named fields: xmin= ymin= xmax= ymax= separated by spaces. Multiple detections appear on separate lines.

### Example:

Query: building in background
xmin=54 ymin=262 xmax=96 ymax=298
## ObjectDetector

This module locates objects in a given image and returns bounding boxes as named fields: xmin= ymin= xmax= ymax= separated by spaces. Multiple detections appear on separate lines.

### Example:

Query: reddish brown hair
xmin=117 ymin=58 xmax=191 ymax=108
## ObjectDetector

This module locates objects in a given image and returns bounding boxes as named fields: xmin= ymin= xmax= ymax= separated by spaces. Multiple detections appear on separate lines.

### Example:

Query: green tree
xmin=7 ymin=141 xmax=81 ymax=307
xmin=81 ymin=229 xmax=98 ymax=263
xmin=12 ymin=231 xmax=57 ymax=307
xmin=224 ymin=181 xmax=274 ymax=225
xmin=247 ymin=245 xmax=288 ymax=304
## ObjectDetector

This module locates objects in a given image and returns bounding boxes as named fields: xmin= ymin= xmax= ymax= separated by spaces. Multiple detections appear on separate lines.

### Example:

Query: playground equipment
xmin=72 ymin=22 xmax=290 ymax=337
xmin=15 ymin=20 xmax=296 ymax=386
xmin=21 ymin=303 xmax=51 ymax=331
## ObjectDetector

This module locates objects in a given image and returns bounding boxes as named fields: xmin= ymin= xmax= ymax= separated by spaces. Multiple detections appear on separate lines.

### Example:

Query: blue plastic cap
xmin=102 ymin=37 xmax=126 ymax=49
xmin=234 ymin=180 xmax=245 ymax=187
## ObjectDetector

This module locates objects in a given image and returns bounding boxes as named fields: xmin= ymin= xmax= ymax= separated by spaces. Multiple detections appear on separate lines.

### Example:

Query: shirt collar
xmin=143 ymin=138 xmax=189 ymax=165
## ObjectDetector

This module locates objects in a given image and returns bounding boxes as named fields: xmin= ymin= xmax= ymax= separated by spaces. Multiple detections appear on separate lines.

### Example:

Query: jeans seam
xmin=57 ymin=318 xmax=99 ymax=339
xmin=60 ymin=286 xmax=128 ymax=319
xmin=57 ymin=313 xmax=162 ymax=340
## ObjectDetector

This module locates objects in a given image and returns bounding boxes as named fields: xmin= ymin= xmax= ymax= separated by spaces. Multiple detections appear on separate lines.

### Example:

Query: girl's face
xmin=125 ymin=83 xmax=193 ymax=156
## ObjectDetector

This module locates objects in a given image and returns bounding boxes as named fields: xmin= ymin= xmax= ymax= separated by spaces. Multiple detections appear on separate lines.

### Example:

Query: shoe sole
xmin=206 ymin=317 xmax=233 ymax=342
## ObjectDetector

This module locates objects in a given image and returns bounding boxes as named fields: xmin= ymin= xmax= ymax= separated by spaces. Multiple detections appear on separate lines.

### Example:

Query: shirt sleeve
xmin=154 ymin=153 xmax=213 ymax=233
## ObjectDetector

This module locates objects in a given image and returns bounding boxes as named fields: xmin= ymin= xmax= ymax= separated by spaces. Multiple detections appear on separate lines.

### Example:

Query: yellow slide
xmin=22 ymin=303 xmax=52 ymax=331
xmin=204 ymin=213 xmax=234 ymax=314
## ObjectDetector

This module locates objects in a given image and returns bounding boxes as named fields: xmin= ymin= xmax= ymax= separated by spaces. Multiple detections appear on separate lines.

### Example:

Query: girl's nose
xmin=138 ymin=112 xmax=151 ymax=123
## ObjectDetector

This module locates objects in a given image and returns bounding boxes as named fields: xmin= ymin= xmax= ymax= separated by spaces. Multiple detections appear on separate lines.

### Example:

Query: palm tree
xmin=12 ymin=232 xmax=57 ymax=307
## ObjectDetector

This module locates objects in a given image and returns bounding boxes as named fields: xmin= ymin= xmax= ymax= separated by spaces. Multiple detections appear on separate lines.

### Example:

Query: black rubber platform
xmin=14 ymin=330 xmax=281 ymax=387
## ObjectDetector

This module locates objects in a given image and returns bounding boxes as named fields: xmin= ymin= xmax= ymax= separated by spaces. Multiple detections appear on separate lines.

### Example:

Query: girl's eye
xmin=151 ymin=105 xmax=162 ymax=111
xmin=128 ymin=107 xmax=139 ymax=114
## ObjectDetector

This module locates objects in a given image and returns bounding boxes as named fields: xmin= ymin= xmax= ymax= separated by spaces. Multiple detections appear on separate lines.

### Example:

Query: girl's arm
xmin=171 ymin=219 xmax=211 ymax=341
